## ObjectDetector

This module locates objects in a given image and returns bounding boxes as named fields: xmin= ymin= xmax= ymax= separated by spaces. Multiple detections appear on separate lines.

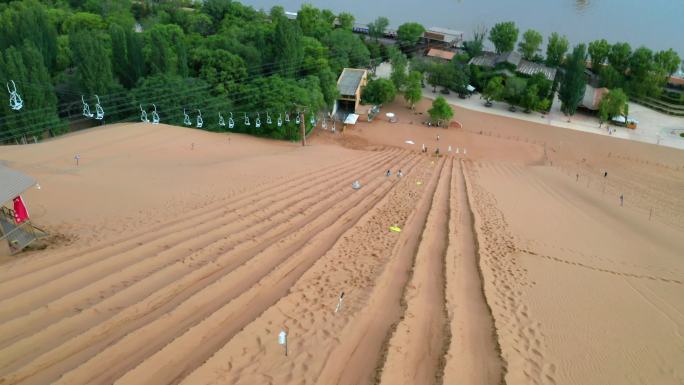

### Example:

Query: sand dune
xmin=1 ymin=100 xmax=683 ymax=385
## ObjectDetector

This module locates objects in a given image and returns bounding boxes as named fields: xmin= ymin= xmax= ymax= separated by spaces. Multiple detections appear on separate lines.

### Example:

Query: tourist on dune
xmin=386 ymin=169 xmax=391 ymax=177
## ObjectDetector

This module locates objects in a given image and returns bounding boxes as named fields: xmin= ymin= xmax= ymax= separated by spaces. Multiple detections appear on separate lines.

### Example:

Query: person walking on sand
xmin=386 ymin=169 xmax=391 ymax=177
xmin=604 ymin=171 xmax=608 ymax=178
xmin=620 ymin=193 xmax=624 ymax=206
xmin=576 ymin=173 xmax=579 ymax=182
xmin=436 ymin=134 xmax=440 ymax=141
xmin=397 ymin=169 xmax=403 ymax=178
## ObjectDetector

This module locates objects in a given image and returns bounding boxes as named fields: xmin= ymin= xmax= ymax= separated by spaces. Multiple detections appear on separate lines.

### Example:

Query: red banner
xmin=13 ymin=196 xmax=30 ymax=224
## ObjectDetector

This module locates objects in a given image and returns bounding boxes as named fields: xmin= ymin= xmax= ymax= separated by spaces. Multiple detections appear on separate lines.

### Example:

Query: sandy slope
xmin=0 ymin=99 xmax=682 ymax=385
xmin=466 ymin=160 xmax=684 ymax=385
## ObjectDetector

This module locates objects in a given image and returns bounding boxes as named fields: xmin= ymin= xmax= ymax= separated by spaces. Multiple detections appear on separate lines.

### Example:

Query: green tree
xmin=389 ymin=47 xmax=408 ymax=90
xmin=504 ymin=76 xmax=527 ymax=107
xmin=489 ymin=21 xmax=518 ymax=54
xmin=188 ymin=13 xmax=214 ymax=36
xmin=55 ymin=35 xmax=72 ymax=72
xmin=189 ymin=47 xmax=247 ymax=95
xmin=273 ymin=15 xmax=304 ymax=78
xmin=445 ymin=61 xmax=470 ymax=94
xmin=559 ymin=44 xmax=587 ymax=116
xmin=527 ymin=72 xmax=552 ymax=100
xmin=64 ymin=12 xmax=106 ymax=33
xmin=521 ymin=84 xmax=540 ymax=112
xmin=518 ymin=29 xmax=543 ymax=60
xmin=131 ymin=75 xmax=220 ymax=127
xmin=396 ymin=22 xmax=425 ymax=49
xmin=362 ymin=78 xmax=396 ymax=105
xmin=324 ymin=29 xmax=370 ymax=74
xmin=0 ymin=42 xmax=61 ymax=141
xmin=404 ymin=70 xmax=422 ymax=109
xmin=202 ymin=0 xmax=233 ymax=27
xmin=629 ymin=47 xmax=654 ymax=79
xmin=546 ymin=32 xmax=569 ymax=67
xmin=338 ymin=12 xmax=354 ymax=30
xmin=368 ymin=16 xmax=389 ymax=41
xmin=239 ymin=75 xmax=325 ymax=138
xmin=608 ymin=42 xmax=631 ymax=74
xmin=145 ymin=24 xmax=188 ymax=77
xmin=110 ymin=23 xmax=135 ymax=88
xmin=599 ymin=65 xmax=624 ymax=88
xmin=463 ymin=25 xmax=487 ymax=59
xmin=427 ymin=62 xmax=446 ymax=92
xmin=654 ymin=48 xmax=681 ymax=77
xmin=428 ymin=96 xmax=453 ymax=126
xmin=588 ymin=39 xmax=610 ymax=73
xmin=70 ymin=29 xmax=114 ymax=94
xmin=126 ymin=28 xmax=145 ymax=85
xmin=598 ymin=88 xmax=628 ymax=122
xmin=483 ymin=76 xmax=505 ymax=103
xmin=0 ymin=2 xmax=58 ymax=72
xmin=299 ymin=36 xmax=338 ymax=107
xmin=627 ymin=46 xmax=662 ymax=97
xmin=297 ymin=4 xmax=333 ymax=39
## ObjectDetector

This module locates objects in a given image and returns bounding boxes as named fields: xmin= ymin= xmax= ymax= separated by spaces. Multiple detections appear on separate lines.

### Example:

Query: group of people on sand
xmin=419 ymin=134 xmax=468 ymax=156
xmin=386 ymin=169 xmax=402 ymax=178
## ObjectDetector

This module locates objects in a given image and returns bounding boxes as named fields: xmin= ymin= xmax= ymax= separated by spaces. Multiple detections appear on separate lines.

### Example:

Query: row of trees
xmin=484 ymin=21 xmax=681 ymax=101
xmin=1 ymin=0 xmax=422 ymax=143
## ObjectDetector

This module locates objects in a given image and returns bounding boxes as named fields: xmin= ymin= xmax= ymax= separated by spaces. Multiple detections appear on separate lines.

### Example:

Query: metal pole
xmin=300 ymin=111 xmax=306 ymax=147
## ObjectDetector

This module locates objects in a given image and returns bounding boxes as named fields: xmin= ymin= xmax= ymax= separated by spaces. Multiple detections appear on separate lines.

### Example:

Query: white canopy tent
xmin=344 ymin=113 xmax=359 ymax=125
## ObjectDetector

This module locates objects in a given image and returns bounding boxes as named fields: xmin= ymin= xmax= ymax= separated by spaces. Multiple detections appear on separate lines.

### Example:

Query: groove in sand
xmin=314 ymin=157 xmax=445 ymax=385
xmin=376 ymin=157 xmax=453 ymax=385
xmin=442 ymin=160 xmax=505 ymax=385
xmin=1 ymin=153 xmax=421 ymax=385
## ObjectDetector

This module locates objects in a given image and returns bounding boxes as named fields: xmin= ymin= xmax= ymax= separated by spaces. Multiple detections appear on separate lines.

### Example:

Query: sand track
xmin=0 ymin=150 xmax=397 ymax=345
xmin=177 ymin=156 xmax=438 ymax=385
xmin=376 ymin=157 xmax=452 ymax=385
xmin=441 ymin=161 xmax=503 ymax=385
xmin=0 ymin=149 xmax=394 ymax=309
xmin=0 ymin=150 xmax=421 ymax=385
xmin=314 ymin=158 xmax=446 ymax=385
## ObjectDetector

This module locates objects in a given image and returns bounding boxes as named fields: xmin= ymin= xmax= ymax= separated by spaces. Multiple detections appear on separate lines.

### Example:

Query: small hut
xmin=336 ymin=68 xmax=368 ymax=116
xmin=0 ymin=164 xmax=46 ymax=255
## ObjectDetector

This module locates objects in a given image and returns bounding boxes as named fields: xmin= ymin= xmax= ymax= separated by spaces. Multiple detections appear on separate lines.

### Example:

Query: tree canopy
xmin=428 ymin=96 xmax=453 ymax=126
xmin=396 ymin=22 xmax=425 ymax=49
xmin=546 ymin=32 xmax=569 ymax=67
xmin=598 ymin=88 xmax=628 ymax=122
xmin=489 ymin=21 xmax=518 ymax=54
xmin=518 ymin=29 xmax=543 ymax=60
xmin=368 ymin=16 xmax=389 ymax=41
xmin=559 ymin=44 xmax=588 ymax=116
xmin=483 ymin=77 xmax=505 ymax=102
xmin=588 ymin=39 xmax=610 ymax=73
xmin=362 ymin=78 xmax=396 ymax=105
xmin=404 ymin=71 xmax=422 ymax=109
xmin=389 ymin=47 xmax=408 ymax=90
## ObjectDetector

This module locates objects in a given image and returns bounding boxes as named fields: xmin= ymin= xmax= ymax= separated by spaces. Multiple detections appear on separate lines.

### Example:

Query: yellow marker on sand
xmin=389 ymin=226 xmax=402 ymax=232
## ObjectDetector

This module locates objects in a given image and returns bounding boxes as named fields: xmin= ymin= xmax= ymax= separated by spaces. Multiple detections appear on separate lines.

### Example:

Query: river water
xmin=240 ymin=0 xmax=683 ymax=58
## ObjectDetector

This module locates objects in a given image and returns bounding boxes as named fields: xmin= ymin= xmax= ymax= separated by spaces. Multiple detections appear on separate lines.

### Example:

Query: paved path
xmin=423 ymin=88 xmax=684 ymax=150
xmin=374 ymin=60 xmax=683 ymax=149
